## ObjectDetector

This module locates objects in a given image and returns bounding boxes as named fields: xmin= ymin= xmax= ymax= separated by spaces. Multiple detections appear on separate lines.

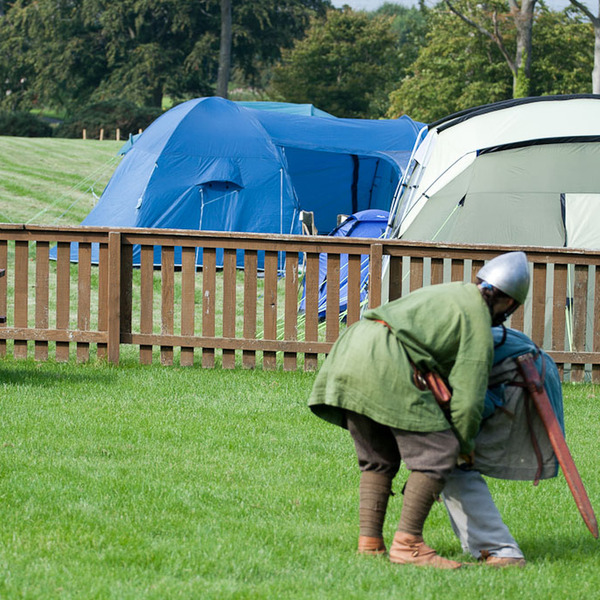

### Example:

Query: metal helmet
xmin=476 ymin=251 xmax=530 ymax=305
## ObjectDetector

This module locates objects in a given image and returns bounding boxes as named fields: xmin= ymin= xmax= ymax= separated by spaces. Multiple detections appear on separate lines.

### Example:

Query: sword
xmin=517 ymin=353 xmax=599 ymax=538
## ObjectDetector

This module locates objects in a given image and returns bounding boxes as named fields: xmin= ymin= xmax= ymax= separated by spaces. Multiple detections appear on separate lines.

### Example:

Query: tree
xmin=444 ymin=0 xmax=537 ymax=97
xmin=388 ymin=4 xmax=593 ymax=122
xmin=216 ymin=0 xmax=232 ymax=97
xmin=568 ymin=0 xmax=600 ymax=93
xmin=0 ymin=0 xmax=332 ymax=112
xmin=531 ymin=7 xmax=593 ymax=95
xmin=269 ymin=8 xmax=401 ymax=118
xmin=388 ymin=5 xmax=513 ymax=121
xmin=0 ymin=0 xmax=108 ymax=111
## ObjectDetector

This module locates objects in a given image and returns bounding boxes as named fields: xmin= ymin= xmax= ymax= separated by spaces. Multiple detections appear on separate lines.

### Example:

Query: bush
xmin=55 ymin=99 xmax=163 ymax=139
xmin=0 ymin=111 xmax=53 ymax=137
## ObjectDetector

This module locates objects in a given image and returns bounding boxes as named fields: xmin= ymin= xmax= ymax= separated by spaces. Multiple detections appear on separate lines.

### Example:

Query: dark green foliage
xmin=54 ymin=100 xmax=163 ymax=139
xmin=270 ymin=9 xmax=401 ymax=118
xmin=0 ymin=0 xmax=332 ymax=114
xmin=0 ymin=110 xmax=53 ymax=137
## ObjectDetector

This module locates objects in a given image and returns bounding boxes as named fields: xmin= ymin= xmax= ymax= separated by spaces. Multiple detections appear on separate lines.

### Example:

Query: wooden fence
xmin=0 ymin=224 xmax=599 ymax=381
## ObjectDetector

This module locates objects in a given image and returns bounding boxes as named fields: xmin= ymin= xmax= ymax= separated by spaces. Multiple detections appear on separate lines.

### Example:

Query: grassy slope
xmin=0 ymin=136 xmax=122 ymax=226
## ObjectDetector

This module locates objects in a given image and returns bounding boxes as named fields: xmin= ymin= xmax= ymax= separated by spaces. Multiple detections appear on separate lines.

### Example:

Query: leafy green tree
xmin=388 ymin=3 xmax=594 ymax=122
xmin=269 ymin=8 xmax=401 ymax=118
xmin=531 ymin=7 xmax=593 ymax=95
xmin=388 ymin=5 xmax=513 ymax=122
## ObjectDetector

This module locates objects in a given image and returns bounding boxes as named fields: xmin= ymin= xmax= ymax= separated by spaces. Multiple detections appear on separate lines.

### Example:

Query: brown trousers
xmin=345 ymin=410 xmax=459 ymax=483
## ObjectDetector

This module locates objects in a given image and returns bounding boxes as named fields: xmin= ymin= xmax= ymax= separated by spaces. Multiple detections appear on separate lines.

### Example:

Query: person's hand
xmin=457 ymin=452 xmax=475 ymax=470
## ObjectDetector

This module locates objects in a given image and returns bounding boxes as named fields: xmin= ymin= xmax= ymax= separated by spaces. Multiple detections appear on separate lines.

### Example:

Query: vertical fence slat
xmin=139 ymin=245 xmax=154 ymax=365
xmin=180 ymin=246 xmax=196 ymax=367
xmin=531 ymin=262 xmax=547 ymax=347
xmin=97 ymin=242 xmax=109 ymax=360
xmin=0 ymin=241 xmax=6 ymax=357
xmin=263 ymin=250 xmax=278 ymax=370
xmin=450 ymin=259 xmax=464 ymax=282
xmin=55 ymin=241 xmax=70 ymax=362
xmin=552 ymin=264 xmax=567 ymax=372
xmin=13 ymin=240 xmax=29 ymax=359
xmin=160 ymin=245 xmax=175 ymax=366
xmin=222 ymin=248 xmax=237 ymax=369
xmin=388 ymin=254 xmax=403 ymax=301
xmin=77 ymin=242 xmax=92 ymax=362
xmin=594 ymin=266 xmax=600 ymax=383
xmin=368 ymin=244 xmax=382 ymax=309
xmin=243 ymin=250 xmax=258 ymax=369
xmin=304 ymin=252 xmax=319 ymax=371
xmin=431 ymin=257 xmax=444 ymax=285
xmin=284 ymin=252 xmax=299 ymax=371
xmin=346 ymin=254 xmax=362 ymax=325
xmin=107 ymin=233 xmax=121 ymax=365
xmin=325 ymin=254 xmax=340 ymax=343
xmin=571 ymin=264 xmax=588 ymax=381
xmin=471 ymin=259 xmax=484 ymax=283
xmin=120 ymin=242 xmax=133 ymax=342
xmin=35 ymin=241 xmax=49 ymax=361
xmin=410 ymin=257 xmax=424 ymax=292
xmin=202 ymin=247 xmax=216 ymax=368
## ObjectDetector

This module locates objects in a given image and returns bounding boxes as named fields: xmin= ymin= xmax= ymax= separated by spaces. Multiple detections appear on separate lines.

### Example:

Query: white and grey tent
xmin=387 ymin=95 xmax=600 ymax=249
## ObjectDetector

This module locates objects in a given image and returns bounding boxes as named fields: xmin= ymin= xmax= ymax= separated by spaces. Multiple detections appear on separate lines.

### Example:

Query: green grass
xmin=0 ymin=358 xmax=598 ymax=599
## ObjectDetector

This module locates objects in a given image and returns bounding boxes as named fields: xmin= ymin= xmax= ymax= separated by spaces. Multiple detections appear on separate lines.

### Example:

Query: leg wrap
xmin=359 ymin=471 xmax=393 ymax=538
xmin=398 ymin=471 xmax=445 ymax=536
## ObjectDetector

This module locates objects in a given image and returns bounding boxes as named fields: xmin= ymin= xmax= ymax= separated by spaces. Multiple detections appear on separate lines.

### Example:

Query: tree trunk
xmin=594 ymin=24 xmax=600 ymax=94
xmin=511 ymin=0 xmax=536 ymax=97
xmin=216 ymin=0 xmax=232 ymax=99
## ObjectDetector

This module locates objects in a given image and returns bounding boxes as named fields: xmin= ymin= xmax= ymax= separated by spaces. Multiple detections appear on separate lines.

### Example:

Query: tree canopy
xmin=0 ymin=0 xmax=595 ymax=123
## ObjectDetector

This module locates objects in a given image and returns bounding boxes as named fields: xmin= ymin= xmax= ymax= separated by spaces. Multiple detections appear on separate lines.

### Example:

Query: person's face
xmin=491 ymin=297 xmax=517 ymax=326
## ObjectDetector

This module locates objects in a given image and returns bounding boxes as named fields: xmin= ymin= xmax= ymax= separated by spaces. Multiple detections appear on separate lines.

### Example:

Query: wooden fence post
xmin=368 ymin=243 xmax=383 ymax=309
xmin=107 ymin=231 xmax=121 ymax=364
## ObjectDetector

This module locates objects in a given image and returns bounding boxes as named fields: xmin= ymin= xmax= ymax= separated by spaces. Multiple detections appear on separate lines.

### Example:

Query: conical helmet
xmin=476 ymin=251 xmax=530 ymax=305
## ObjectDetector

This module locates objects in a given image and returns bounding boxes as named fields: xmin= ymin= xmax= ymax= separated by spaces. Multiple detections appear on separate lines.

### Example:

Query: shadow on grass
xmin=521 ymin=531 xmax=599 ymax=562
xmin=0 ymin=363 xmax=116 ymax=388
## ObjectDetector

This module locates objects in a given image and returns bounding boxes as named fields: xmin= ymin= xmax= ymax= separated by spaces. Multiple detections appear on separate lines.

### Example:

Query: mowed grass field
xmin=0 ymin=136 xmax=599 ymax=598
xmin=0 ymin=136 xmax=122 ymax=226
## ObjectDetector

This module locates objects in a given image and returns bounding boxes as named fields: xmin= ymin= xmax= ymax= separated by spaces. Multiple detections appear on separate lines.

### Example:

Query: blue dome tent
xmin=71 ymin=97 xmax=423 ymax=266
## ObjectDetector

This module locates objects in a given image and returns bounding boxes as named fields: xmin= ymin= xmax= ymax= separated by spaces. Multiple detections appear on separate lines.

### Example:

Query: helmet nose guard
xmin=476 ymin=251 xmax=530 ymax=305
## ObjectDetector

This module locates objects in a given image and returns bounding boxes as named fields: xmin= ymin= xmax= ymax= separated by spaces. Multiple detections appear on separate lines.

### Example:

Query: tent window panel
xmin=564 ymin=193 xmax=600 ymax=249
xmin=431 ymin=192 xmax=566 ymax=248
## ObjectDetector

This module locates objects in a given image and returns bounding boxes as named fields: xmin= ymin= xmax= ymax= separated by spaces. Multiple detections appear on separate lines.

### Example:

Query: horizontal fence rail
xmin=0 ymin=224 xmax=598 ymax=381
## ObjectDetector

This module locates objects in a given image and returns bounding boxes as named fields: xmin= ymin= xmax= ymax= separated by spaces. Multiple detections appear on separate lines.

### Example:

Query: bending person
xmin=308 ymin=252 xmax=530 ymax=569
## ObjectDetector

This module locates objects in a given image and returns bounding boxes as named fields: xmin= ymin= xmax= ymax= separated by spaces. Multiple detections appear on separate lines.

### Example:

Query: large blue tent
xmin=77 ymin=97 xmax=423 ymax=265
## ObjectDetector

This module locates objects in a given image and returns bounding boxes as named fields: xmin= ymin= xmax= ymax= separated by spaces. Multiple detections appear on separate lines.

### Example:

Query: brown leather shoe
xmin=389 ymin=532 xmax=462 ymax=569
xmin=483 ymin=555 xmax=527 ymax=568
xmin=358 ymin=536 xmax=387 ymax=555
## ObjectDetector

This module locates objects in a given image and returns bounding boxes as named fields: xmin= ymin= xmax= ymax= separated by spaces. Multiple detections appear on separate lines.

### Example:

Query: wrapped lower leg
xmin=357 ymin=471 xmax=393 ymax=554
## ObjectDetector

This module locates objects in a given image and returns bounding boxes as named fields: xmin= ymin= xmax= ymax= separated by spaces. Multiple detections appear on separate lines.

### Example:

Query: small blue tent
xmin=77 ymin=97 xmax=423 ymax=265
xmin=299 ymin=209 xmax=389 ymax=318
